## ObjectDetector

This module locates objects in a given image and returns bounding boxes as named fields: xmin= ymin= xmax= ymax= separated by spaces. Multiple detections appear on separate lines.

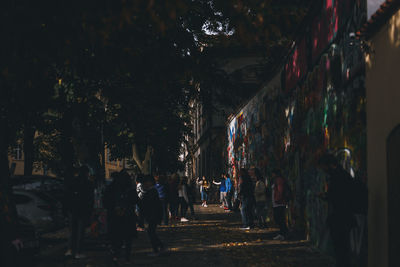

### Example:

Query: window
xmin=12 ymin=144 xmax=23 ymax=160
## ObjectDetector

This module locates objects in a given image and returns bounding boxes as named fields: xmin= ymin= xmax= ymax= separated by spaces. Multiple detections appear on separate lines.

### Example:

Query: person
xmin=178 ymin=176 xmax=190 ymax=222
xmin=213 ymin=174 xmax=227 ymax=208
xmin=254 ymin=168 xmax=268 ymax=228
xmin=238 ymin=168 xmax=255 ymax=230
xmin=103 ymin=170 xmax=138 ymax=264
xmin=225 ymin=174 xmax=234 ymax=211
xmin=168 ymin=174 xmax=180 ymax=220
xmin=197 ymin=176 xmax=209 ymax=207
xmin=155 ymin=175 xmax=169 ymax=225
xmin=318 ymin=154 xmax=355 ymax=267
xmin=136 ymin=175 xmax=146 ymax=231
xmin=64 ymin=165 xmax=94 ymax=259
xmin=271 ymin=169 xmax=289 ymax=240
xmin=186 ymin=178 xmax=197 ymax=219
xmin=140 ymin=175 xmax=165 ymax=256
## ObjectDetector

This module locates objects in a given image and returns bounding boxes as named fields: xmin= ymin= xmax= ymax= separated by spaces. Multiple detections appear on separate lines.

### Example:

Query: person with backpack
xmin=140 ymin=175 xmax=166 ymax=256
xmin=64 ymin=166 xmax=94 ymax=259
xmin=318 ymin=154 xmax=360 ymax=267
xmin=254 ymin=168 xmax=268 ymax=228
xmin=103 ymin=170 xmax=138 ymax=264
xmin=271 ymin=169 xmax=289 ymax=240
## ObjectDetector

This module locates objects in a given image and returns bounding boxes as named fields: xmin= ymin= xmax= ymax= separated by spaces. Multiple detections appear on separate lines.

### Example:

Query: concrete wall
xmin=366 ymin=8 xmax=400 ymax=267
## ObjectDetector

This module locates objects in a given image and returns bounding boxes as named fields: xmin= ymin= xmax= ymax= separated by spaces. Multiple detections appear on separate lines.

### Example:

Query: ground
xmin=37 ymin=204 xmax=334 ymax=267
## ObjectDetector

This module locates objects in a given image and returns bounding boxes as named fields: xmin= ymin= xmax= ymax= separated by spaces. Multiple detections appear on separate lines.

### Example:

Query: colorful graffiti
xmin=227 ymin=0 xmax=367 ymax=263
xmin=227 ymin=72 xmax=282 ymax=180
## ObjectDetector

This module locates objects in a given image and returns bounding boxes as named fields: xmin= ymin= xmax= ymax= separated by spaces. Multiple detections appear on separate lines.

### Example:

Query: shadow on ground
xmin=37 ymin=204 xmax=334 ymax=267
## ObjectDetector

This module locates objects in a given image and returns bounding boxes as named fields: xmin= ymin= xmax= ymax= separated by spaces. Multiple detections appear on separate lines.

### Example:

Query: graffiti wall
xmin=227 ymin=71 xmax=282 ymax=180
xmin=227 ymin=0 xmax=367 ymax=264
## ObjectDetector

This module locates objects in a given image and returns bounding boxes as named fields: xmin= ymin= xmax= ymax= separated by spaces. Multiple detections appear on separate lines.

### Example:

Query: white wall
xmin=366 ymin=9 xmax=400 ymax=267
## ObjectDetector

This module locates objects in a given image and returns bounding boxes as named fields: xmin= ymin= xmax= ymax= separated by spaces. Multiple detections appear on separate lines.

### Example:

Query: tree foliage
xmin=0 ymin=0 xmax=308 ymax=179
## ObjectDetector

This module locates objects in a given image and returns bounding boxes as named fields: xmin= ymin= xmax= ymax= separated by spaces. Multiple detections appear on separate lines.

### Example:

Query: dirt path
xmin=38 ymin=204 xmax=334 ymax=267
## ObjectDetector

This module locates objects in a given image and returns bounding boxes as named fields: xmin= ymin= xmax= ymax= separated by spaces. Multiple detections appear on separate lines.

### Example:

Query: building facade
xmin=9 ymin=143 xmax=126 ymax=179
xmin=362 ymin=1 xmax=400 ymax=266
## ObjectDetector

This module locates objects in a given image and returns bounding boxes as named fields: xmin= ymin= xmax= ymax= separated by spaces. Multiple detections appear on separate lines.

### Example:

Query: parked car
xmin=12 ymin=190 xmax=64 ymax=233
xmin=12 ymin=175 xmax=65 ymax=203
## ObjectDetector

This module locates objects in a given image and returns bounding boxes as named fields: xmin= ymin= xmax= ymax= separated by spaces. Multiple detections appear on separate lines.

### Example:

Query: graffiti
xmin=226 ymin=0 xmax=367 ymax=263
xmin=227 ymin=72 xmax=282 ymax=178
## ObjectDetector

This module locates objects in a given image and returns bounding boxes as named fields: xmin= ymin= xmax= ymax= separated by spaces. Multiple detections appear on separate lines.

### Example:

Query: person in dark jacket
xmin=186 ymin=177 xmax=197 ymax=219
xmin=238 ymin=168 xmax=255 ymax=230
xmin=318 ymin=154 xmax=355 ymax=267
xmin=140 ymin=175 xmax=165 ymax=256
xmin=155 ymin=174 xmax=169 ymax=225
xmin=64 ymin=166 xmax=94 ymax=259
xmin=103 ymin=170 xmax=138 ymax=263
xmin=168 ymin=174 xmax=179 ymax=220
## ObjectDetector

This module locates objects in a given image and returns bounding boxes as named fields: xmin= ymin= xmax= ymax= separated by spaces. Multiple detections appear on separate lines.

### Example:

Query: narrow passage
xmin=39 ymin=204 xmax=333 ymax=267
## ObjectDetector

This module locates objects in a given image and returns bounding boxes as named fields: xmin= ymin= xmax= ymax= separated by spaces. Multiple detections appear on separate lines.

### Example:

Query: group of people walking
xmin=63 ymin=168 xmax=198 ymax=264
xmin=59 ymin=154 xmax=357 ymax=266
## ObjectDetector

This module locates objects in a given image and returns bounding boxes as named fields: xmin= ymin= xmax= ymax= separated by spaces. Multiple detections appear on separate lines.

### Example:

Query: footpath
xmin=37 ymin=204 xmax=334 ymax=267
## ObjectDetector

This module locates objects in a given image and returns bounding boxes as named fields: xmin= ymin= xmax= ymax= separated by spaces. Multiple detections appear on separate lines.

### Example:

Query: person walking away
xmin=140 ymin=175 xmax=165 ymax=256
xmin=213 ymin=174 xmax=227 ymax=208
xmin=225 ymin=174 xmax=234 ymax=211
xmin=168 ymin=174 xmax=180 ymax=220
xmin=64 ymin=166 xmax=94 ymax=259
xmin=254 ymin=169 xmax=268 ymax=228
xmin=318 ymin=154 xmax=357 ymax=267
xmin=186 ymin=178 xmax=197 ymax=219
xmin=271 ymin=169 xmax=289 ymax=240
xmin=155 ymin=175 xmax=169 ymax=226
xmin=178 ymin=177 xmax=190 ymax=222
xmin=135 ymin=176 xmax=146 ymax=231
xmin=197 ymin=176 xmax=209 ymax=207
xmin=238 ymin=168 xmax=255 ymax=230
xmin=103 ymin=171 xmax=138 ymax=264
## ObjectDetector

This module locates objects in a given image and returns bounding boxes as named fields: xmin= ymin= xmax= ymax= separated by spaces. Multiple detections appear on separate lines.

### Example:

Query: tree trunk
xmin=23 ymin=124 xmax=35 ymax=176
xmin=0 ymin=129 xmax=10 ymax=190
xmin=132 ymin=144 xmax=152 ymax=175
